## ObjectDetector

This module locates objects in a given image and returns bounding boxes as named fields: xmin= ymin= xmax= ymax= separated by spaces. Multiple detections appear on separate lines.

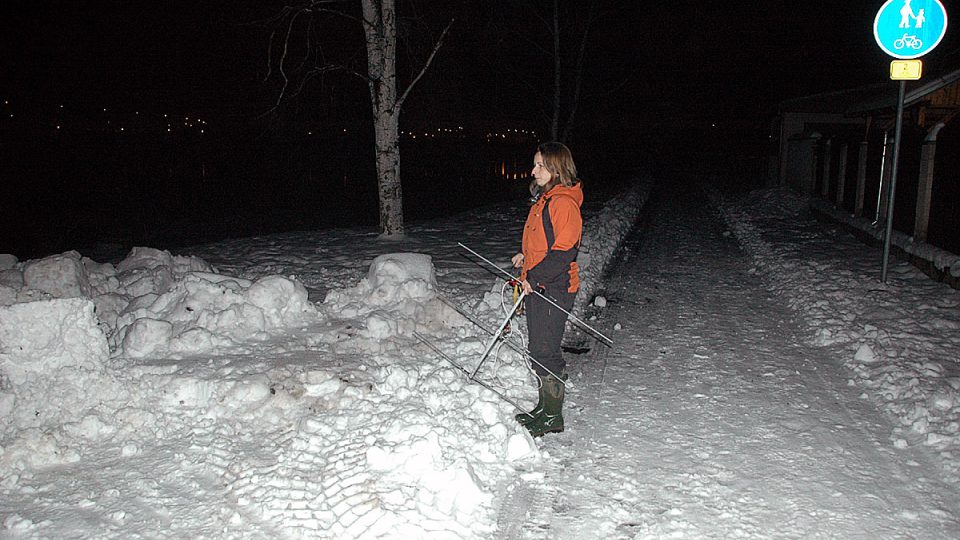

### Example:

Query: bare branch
xmin=496 ymin=3 xmax=552 ymax=56
xmin=247 ymin=3 xmax=308 ymax=28
xmin=508 ymin=27 xmax=552 ymax=57
xmin=332 ymin=61 xmax=374 ymax=83
xmin=290 ymin=65 xmax=342 ymax=98
xmin=305 ymin=0 xmax=354 ymax=6
xmin=274 ymin=9 xmax=306 ymax=107
xmin=257 ymin=0 xmax=355 ymax=118
xmin=265 ymin=1 xmax=366 ymax=99
xmin=589 ymin=70 xmax=640 ymax=99
xmin=527 ymin=0 xmax=553 ymax=33
xmin=395 ymin=18 xmax=454 ymax=113
xmin=312 ymin=6 xmax=365 ymax=26
xmin=264 ymin=29 xmax=276 ymax=82
xmin=290 ymin=15 xmax=315 ymax=75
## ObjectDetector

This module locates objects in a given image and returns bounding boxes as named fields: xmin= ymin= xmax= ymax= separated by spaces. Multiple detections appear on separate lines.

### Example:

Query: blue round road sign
xmin=874 ymin=0 xmax=948 ymax=59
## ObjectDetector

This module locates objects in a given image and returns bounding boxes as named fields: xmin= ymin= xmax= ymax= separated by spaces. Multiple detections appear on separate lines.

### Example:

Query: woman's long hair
xmin=529 ymin=141 xmax=580 ymax=197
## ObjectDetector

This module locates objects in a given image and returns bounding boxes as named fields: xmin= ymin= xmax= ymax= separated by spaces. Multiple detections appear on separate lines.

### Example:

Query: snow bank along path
xmin=0 ymin=179 xmax=650 ymax=537
xmin=715 ymin=188 xmax=960 ymax=481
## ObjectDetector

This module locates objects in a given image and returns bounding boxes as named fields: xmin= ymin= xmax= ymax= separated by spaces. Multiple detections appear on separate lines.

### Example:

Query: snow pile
xmin=199 ymin=252 xmax=536 ymax=537
xmin=0 ymin=298 xmax=125 ymax=469
xmin=0 ymin=245 xmax=320 ymax=477
xmin=0 ymin=181 xmax=653 ymax=537
xmin=0 ymin=299 xmax=107 ymax=386
xmin=109 ymin=247 xmax=318 ymax=357
xmin=323 ymin=253 xmax=452 ymax=341
xmin=116 ymin=271 xmax=316 ymax=358
xmin=0 ymin=248 xmax=541 ymax=537
xmin=716 ymin=187 xmax=960 ymax=477
xmin=0 ymin=247 xmax=319 ymax=358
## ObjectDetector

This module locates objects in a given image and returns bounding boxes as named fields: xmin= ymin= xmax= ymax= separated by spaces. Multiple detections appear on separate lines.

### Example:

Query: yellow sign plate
xmin=890 ymin=60 xmax=923 ymax=80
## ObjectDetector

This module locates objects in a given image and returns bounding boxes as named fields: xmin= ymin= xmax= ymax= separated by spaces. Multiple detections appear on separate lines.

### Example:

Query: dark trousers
xmin=525 ymin=287 xmax=576 ymax=377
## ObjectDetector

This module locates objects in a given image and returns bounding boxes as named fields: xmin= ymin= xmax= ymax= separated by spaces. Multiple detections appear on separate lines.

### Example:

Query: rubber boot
xmin=524 ymin=374 xmax=565 ymax=437
xmin=515 ymin=383 xmax=545 ymax=427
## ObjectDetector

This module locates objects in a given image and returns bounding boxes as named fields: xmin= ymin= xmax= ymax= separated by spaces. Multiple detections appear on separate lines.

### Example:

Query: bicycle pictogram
xmin=893 ymin=33 xmax=923 ymax=49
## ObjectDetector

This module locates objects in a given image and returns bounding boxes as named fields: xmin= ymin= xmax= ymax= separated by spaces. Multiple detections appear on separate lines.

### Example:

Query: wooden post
xmin=820 ymin=138 xmax=832 ymax=198
xmin=836 ymin=143 xmax=849 ymax=208
xmin=855 ymin=140 xmax=869 ymax=217
xmin=913 ymin=123 xmax=945 ymax=243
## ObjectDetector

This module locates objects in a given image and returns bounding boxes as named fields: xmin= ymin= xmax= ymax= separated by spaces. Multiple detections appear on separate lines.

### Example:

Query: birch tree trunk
xmin=362 ymin=0 xmax=404 ymax=236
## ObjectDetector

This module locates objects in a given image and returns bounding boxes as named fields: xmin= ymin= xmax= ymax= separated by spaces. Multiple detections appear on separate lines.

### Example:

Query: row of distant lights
xmin=88 ymin=109 xmax=208 ymax=134
xmin=303 ymin=127 xmax=537 ymax=140
xmin=302 ymin=127 xmax=462 ymax=136
xmin=485 ymin=128 xmax=538 ymax=140
xmin=4 ymin=101 xmax=537 ymax=139
xmin=163 ymin=113 xmax=207 ymax=134
xmin=2 ymin=101 xmax=207 ymax=134
xmin=391 ymin=127 xmax=538 ymax=140
xmin=400 ymin=127 xmax=466 ymax=139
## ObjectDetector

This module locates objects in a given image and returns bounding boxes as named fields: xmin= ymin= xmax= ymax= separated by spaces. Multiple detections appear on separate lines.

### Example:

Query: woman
xmin=511 ymin=141 xmax=583 ymax=437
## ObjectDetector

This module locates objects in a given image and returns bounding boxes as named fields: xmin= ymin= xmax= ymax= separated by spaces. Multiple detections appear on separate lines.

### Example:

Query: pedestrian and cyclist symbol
xmin=898 ymin=0 xmax=925 ymax=28
xmin=874 ymin=0 xmax=947 ymax=59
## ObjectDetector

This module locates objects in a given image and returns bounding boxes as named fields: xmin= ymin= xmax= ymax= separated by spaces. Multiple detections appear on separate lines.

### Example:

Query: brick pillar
xmin=855 ymin=140 xmax=869 ymax=217
xmin=836 ymin=143 xmax=849 ymax=208
xmin=914 ymin=123 xmax=945 ymax=243
xmin=820 ymin=138 xmax=832 ymax=198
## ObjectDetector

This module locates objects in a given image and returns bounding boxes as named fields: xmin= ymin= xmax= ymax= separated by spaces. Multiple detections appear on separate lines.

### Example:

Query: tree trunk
xmin=373 ymin=108 xmax=402 ymax=235
xmin=362 ymin=0 xmax=404 ymax=236
xmin=550 ymin=0 xmax=561 ymax=141
xmin=560 ymin=0 xmax=597 ymax=144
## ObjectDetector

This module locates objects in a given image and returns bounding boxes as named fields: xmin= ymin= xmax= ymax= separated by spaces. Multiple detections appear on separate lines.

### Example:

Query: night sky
xmin=7 ymin=1 xmax=954 ymax=129
xmin=2 ymin=1 xmax=958 ymax=256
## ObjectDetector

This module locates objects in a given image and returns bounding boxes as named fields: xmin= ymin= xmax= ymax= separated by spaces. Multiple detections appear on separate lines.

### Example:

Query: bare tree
xmin=264 ymin=0 xmax=452 ymax=236
xmin=481 ymin=0 xmax=599 ymax=144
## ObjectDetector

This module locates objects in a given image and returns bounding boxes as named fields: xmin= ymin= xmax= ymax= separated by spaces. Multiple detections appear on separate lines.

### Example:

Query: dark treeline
xmin=1 ymin=112 xmax=663 ymax=262
xmin=0 ymin=91 xmax=765 ymax=261
xmin=1 ymin=0 xmax=796 ymax=261
xmin=0 ymin=123 xmax=544 ymax=260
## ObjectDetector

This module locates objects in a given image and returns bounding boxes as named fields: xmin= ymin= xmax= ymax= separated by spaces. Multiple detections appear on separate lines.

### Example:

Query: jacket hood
xmin=545 ymin=182 xmax=583 ymax=207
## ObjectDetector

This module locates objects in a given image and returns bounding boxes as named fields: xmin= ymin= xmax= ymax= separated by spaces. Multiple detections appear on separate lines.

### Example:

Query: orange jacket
xmin=521 ymin=183 xmax=583 ymax=293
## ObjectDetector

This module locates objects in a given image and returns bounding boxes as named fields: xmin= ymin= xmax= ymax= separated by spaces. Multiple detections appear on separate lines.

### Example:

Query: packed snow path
xmin=504 ymin=182 xmax=959 ymax=538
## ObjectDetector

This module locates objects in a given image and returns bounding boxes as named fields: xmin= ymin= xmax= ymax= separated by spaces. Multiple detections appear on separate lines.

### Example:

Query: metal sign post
xmin=872 ymin=0 xmax=948 ymax=282
xmin=880 ymin=80 xmax=906 ymax=282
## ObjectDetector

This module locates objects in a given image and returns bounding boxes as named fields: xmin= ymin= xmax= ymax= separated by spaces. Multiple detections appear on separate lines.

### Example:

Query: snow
xmin=2 ymin=177 xmax=959 ymax=538
xmin=715 ymin=187 xmax=960 ymax=478
xmin=810 ymin=198 xmax=960 ymax=276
